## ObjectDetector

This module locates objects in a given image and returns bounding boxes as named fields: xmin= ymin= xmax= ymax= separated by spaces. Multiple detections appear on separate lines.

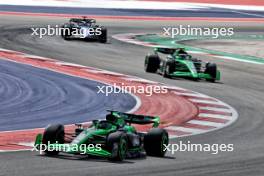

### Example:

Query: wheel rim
xmin=144 ymin=58 xmax=149 ymax=70
xmin=161 ymin=133 xmax=168 ymax=154
xmin=119 ymin=138 xmax=127 ymax=160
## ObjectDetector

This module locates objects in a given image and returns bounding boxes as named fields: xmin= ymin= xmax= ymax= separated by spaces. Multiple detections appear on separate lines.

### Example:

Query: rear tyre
xmin=205 ymin=63 xmax=217 ymax=82
xmin=144 ymin=54 xmax=160 ymax=73
xmin=144 ymin=128 xmax=169 ymax=157
xmin=42 ymin=124 xmax=64 ymax=155
xmin=107 ymin=132 xmax=128 ymax=161
xmin=99 ymin=27 xmax=107 ymax=43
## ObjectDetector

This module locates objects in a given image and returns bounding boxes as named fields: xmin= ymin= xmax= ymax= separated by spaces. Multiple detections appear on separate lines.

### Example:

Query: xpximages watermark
xmin=32 ymin=141 xmax=102 ymax=154
xmin=163 ymin=25 xmax=234 ymax=39
xmin=31 ymin=25 xmax=102 ymax=38
xmin=97 ymin=83 xmax=168 ymax=96
xmin=163 ymin=141 xmax=234 ymax=155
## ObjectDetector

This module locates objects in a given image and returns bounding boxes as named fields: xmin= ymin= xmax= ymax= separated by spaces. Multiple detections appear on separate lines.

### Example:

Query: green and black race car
xmin=144 ymin=47 xmax=221 ymax=82
xmin=34 ymin=110 xmax=169 ymax=161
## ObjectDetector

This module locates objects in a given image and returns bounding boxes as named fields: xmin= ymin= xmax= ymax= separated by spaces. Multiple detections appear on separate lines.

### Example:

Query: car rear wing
xmin=107 ymin=110 xmax=160 ymax=127
xmin=154 ymin=47 xmax=187 ymax=55
xmin=154 ymin=47 xmax=176 ymax=54
xmin=69 ymin=18 xmax=96 ymax=23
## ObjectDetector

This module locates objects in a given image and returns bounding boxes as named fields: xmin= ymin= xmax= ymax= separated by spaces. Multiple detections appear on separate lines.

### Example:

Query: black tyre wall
xmin=144 ymin=128 xmax=169 ymax=157
xmin=145 ymin=54 xmax=160 ymax=73
xmin=42 ymin=124 xmax=65 ymax=155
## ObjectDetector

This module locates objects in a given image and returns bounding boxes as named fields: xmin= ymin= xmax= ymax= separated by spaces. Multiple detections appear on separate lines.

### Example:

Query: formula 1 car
xmin=60 ymin=17 xmax=107 ymax=43
xmin=34 ymin=110 xmax=169 ymax=161
xmin=144 ymin=48 xmax=221 ymax=82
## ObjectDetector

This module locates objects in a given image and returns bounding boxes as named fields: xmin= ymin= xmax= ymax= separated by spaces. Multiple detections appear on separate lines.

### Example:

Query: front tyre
xmin=205 ymin=63 xmax=217 ymax=82
xmin=162 ymin=62 xmax=174 ymax=78
xmin=99 ymin=27 xmax=107 ymax=43
xmin=42 ymin=124 xmax=64 ymax=155
xmin=144 ymin=54 xmax=160 ymax=73
xmin=107 ymin=132 xmax=128 ymax=161
xmin=144 ymin=128 xmax=169 ymax=157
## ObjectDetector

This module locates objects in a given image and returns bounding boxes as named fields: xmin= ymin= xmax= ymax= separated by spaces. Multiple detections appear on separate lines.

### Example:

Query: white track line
xmin=85 ymin=69 xmax=125 ymax=76
xmin=165 ymin=126 xmax=205 ymax=134
xmin=168 ymin=135 xmax=179 ymax=138
xmin=189 ymin=99 xmax=223 ymax=105
xmin=173 ymin=92 xmax=208 ymax=98
xmin=161 ymin=85 xmax=187 ymax=91
xmin=55 ymin=62 xmax=88 ymax=68
xmin=187 ymin=120 xmax=224 ymax=127
xmin=17 ymin=142 xmax=34 ymax=147
xmin=23 ymin=55 xmax=55 ymax=61
xmin=199 ymin=106 xmax=232 ymax=113
xmin=198 ymin=113 xmax=232 ymax=119
xmin=0 ymin=149 xmax=31 ymax=152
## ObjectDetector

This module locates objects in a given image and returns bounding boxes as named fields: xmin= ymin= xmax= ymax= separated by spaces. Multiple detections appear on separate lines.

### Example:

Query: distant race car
xmin=34 ymin=110 xmax=169 ymax=161
xmin=60 ymin=17 xmax=107 ymax=43
xmin=144 ymin=48 xmax=221 ymax=82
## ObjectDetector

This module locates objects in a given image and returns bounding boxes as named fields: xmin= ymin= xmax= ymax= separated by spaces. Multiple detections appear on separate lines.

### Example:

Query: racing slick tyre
xmin=162 ymin=61 xmax=174 ymax=78
xmin=205 ymin=63 xmax=217 ymax=82
xmin=144 ymin=128 xmax=169 ymax=157
xmin=144 ymin=54 xmax=160 ymax=73
xmin=107 ymin=131 xmax=128 ymax=161
xmin=99 ymin=27 xmax=107 ymax=43
xmin=42 ymin=124 xmax=65 ymax=155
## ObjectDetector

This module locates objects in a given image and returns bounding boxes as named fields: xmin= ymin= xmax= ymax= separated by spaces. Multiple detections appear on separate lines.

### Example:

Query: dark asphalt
xmin=0 ymin=15 xmax=264 ymax=176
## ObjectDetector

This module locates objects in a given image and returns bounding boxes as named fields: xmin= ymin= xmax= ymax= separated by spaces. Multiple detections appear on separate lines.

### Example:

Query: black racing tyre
xmin=99 ymin=27 xmax=107 ymax=43
xmin=107 ymin=132 xmax=128 ymax=161
xmin=205 ymin=63 xmax=217 ymax=82
xmin=144 ymin=128 xmax=169 ymax=157
xmin=144 ymin=54 xmax=160 ymax=73
xmin=162 ymin=61 xmax=174 ymax=78
xmin=42 ymin=124 xmax=65 ymax=155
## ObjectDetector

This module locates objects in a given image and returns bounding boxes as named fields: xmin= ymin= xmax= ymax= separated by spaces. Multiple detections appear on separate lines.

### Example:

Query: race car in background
xmin=144 ymin=48 xmax=221 ymax=82
xmin=60 ymin=17 xmax=107 ymax=43
xmin=34 ymin=110 xmax=169 ymax=161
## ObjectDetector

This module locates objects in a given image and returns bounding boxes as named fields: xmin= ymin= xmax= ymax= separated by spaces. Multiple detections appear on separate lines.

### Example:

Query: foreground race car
xmin=60 ymin=17 xmax=107 ymax=43
xmin=144 ymin=48 xmax=221 ymax=82
xmin=34 ymin=111 xmax=169 ymax=161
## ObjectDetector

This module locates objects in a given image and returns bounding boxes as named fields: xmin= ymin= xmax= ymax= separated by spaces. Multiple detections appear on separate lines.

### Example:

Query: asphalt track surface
xmin=0 ymin=59 xmax=136 ymax=131
xmin=0 ymin=15 xmax=264 ymax=176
